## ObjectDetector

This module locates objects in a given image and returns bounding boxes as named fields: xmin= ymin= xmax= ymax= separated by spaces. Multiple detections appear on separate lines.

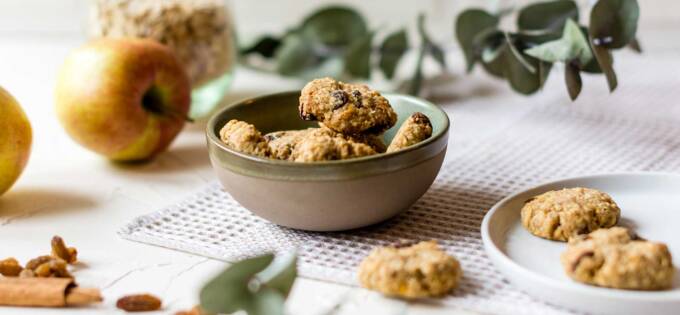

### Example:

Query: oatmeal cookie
xmin=291 ymin=132 xmax=376 ymax=162
xmin=561 ymin=227 xmax=675 ymax=290
xmin=265 ymin=128 xmax=385 ymax=161
xmin=358 ymin=241 xmax=461 ymax=298
xmin=299 ymin=77 xmax=397 ymax=134
xmin=219 ymin=119 xmax=269 ymax=157
xmin=386 ymin=112 xmax=433 ymax=153
xmin=521 ymin=187 xmax=620 ymax=241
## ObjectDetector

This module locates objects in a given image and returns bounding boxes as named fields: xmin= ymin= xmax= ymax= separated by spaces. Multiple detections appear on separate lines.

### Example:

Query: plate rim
xmin=481 ymin=171 xmax=680 ymax=305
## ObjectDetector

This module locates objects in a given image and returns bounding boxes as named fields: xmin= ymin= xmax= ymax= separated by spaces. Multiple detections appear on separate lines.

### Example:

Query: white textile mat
xmin=120 ymin=93 xmax=680 ymax=315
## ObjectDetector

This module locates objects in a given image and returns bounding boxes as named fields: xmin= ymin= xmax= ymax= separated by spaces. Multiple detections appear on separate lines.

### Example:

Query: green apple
xmin=55 ymin=38 xmax=191 ymax=161
xmin=0 ymin=86 xmax=32 ymax=196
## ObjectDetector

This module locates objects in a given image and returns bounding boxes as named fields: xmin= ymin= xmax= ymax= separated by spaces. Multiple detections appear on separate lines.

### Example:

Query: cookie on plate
xmin=358 ymin=240 xmax=461 ymax=298
xmin=386 ymin=112 xmax=433 ymax=153
xmin=561 ymin=227 xmax=675 ymax=290
xmin=219 ymin=119 xmax=269 ymax=158
xmin=299 ymin=77 xmax=397 ymax=134
xmin=521 ymin=187 xmax=620 ymax=241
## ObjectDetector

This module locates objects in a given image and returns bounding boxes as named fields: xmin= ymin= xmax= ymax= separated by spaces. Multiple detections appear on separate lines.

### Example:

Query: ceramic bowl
xmin=206 ymin=91 xmax=450 ymax=231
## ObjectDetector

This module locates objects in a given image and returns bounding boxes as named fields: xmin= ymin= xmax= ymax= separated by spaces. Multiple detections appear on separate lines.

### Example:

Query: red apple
xmin=0 ymin=86 xmax=32 ymax=196
xmin=55 ymin=38 xmax=191 ymax=161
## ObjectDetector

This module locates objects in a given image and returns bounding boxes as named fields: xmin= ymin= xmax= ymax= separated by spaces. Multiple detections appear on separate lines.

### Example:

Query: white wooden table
xmin=0 ymin=1 xmax=677 ymax=314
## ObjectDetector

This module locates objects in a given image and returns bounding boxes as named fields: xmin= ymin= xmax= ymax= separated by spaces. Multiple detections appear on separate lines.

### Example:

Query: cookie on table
xmin=386 ymin=112 xmax=433 ymax=153
xmin=521 ymin=187 xmax=620 ymax=241
xmin=291 ymin=131 xmax=376 ymax=162
xmin=358 ymin=240 xmax=462 ymax=298
xmin=299 ymin=77 xmax=397 ymax=134
xmin=219 ymin=119 xmax=269 ymax=158
xmin=561 ymin=227 xmax=675 ymax=290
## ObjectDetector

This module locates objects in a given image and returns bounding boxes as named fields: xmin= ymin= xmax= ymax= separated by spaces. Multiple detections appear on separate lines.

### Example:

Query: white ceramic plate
xmin=481 ymin=173 xmax=680 ymax=315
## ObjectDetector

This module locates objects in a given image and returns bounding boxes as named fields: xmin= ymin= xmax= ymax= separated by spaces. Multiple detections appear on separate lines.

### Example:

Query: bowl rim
xmin=206 ymin=90 xmax=450 ymax=167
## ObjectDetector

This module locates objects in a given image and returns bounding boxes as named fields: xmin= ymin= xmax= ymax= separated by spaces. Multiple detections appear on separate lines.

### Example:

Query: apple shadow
xmin=0 ymin=188 xmax=97 ymax=219
xmin=108 ymin=142 xmax=211 ymax=175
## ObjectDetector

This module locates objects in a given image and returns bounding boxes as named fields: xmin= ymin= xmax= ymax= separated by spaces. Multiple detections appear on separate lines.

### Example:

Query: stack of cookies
xmin=521 ymin=187 xmax=675 ymax=290
xmin=219 ymin=77 xmax=434 ymax=162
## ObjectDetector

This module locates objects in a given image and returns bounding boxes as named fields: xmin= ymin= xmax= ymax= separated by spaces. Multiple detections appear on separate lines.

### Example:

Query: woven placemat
xmin=120 ymin=94 xmax=680 ymax=315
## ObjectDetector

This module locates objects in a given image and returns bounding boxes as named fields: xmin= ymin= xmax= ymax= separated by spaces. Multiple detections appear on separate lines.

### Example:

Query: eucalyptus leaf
xmin=275 ymin=33 xmax=318 ymax=76
xmin=589 ymin=0 xmax=639 ymax=48
xmin=517 ymin=0 xmax=578 ymax=31
xmin=429 ymin=43 xmax=447 ymax=69
xmin=408 ymin=45 xmax=426 ymax=95
xmin=379 ymin=29 xmax=408 ymax=79
xmin=591 ymin=43 xmax=618 ymax=91
xmin=256 ymin=252 xmax=298 ymax=297
xmin=503 ymin=45 xmax=546 ymax=94
xmin=504 ymin=32 xmax=536 ymax=73
xmin=565 ymin=62 xmax=583 ymax=100
xmin=298 ymin=57 xmax=344 ymax=81
xmin=200 ymin=254 xmax=274 ymax=314
xmin=524 ymin=19 xmax=592 ymax=66
xmin=628 ymin=37 xmax=642 ymax=53
xmin=344 ymin=33 xmax=374 ymax=79
xmin=455 ymin=9 xmax=499 ymax=72
xmin=243 ymin=288 xmax=286 ymax=315
xmin=481 ymin=44 xmax=507 ymax=79
xmin=241 ymin=36 xmax=282 ymax=58
xmin=301 ymin=6 xmax=368 ymax=47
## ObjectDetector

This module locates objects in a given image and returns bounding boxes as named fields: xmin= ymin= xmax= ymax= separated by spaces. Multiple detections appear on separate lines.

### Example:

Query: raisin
xmin=34 ymin=259 xmax=72 ymax=278
xmin=299 ymin=110 xmax=317 ymax=121
xmin=331 ymin=90 xmax=349 ymax=110
xmin=116 ymin=294 xmax=162 ymax=312
xmin=51 ymin=235 xmax=78 ymax=264
xmin=25 ymin=255 xmax=54 ymax=270
xmin=0 ymin=257 xmax=23 ymax=277
xmin=351 ymin=90 xmax=363 ymax=108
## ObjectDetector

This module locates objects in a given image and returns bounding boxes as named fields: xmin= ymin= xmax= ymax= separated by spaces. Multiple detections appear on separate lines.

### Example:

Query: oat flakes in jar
xmin=89 ymin=0 xmax=237 ymax=118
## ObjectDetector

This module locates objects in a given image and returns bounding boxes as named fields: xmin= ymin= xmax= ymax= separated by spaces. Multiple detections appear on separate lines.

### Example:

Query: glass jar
xmin=88 ymin=0 xmax=237 ymax=118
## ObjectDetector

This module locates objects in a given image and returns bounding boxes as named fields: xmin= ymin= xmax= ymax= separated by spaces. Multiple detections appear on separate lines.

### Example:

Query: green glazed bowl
xmin=206 ymin=91 xmax=450 ymax=231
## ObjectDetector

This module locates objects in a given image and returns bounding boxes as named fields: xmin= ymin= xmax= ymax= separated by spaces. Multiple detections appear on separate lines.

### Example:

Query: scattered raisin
xmin=351 ymin=90 xmax=363 ymax=108
xmin=0 ymin=257 xmax=23 ymax=277
xmin=34 ymin=259 xmax=72 ymax=278
xmin=51 ymin=235 xmax=78 ymax=264
xmin=331 ymin=90 xmax=348 ymax=110
xmin=25 ymin=255 xmax=54 ymax=270
xmin=116 ymin=294 xmax=162 ymax=312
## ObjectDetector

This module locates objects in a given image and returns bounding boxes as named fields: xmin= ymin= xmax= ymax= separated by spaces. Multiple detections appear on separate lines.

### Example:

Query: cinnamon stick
xmin=0 ymin=278 xmax=102 ymax=307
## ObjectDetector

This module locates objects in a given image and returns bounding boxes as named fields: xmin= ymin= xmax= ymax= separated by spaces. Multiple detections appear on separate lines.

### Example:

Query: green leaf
xmin=589 ymin=0 xmax=640 ymax=49
xmin=241 ymin=36 xmax=282 ymax=58
xmin=275 ymin=33 xmax=318 ymax=76
xmin=301 ymin=6 xmax=368 ymax=47
xmin=243 ymin=288 xmax=285 ymax=315
xmin=408 ymin=45 xmax=426 ymax=95
xmin=344 ymin=33 xmax=374 ymax=79
xmin=518 ymin=0 xmax=579 ymax=31
xmin=429 ymin=43 xmax=447 ymax=69
xmin=257 ymin=252 xmax=297 ymax=297
xmin=504 ymin=32 xmax=536 ymax=73
xmin=591 ymin=43 xmax=618 ymax=91
xmin=481 ymin=44 xmax=507 ymax=78
xmin=524 ymin=19 xmax=592 ymax=66
xmin=628 ymin=37 xmax=642 ymax=53
xmin=455 ymin=9 xmax=499 ymax=72
xmin=200 ymin=254 xmax=274 ymax=314
xmin=565 ymin=62 xmax=583 ymax=100
xmin=502 ymin=40 xmax=548 ymax=94
xmin=379 ymin=29 xmax=408 ymax=79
